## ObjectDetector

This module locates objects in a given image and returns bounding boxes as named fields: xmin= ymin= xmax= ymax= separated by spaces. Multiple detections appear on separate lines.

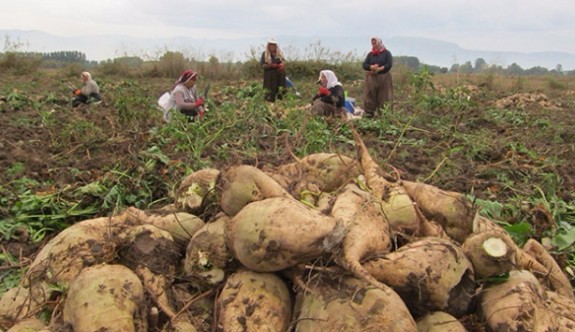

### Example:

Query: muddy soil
xmin=1 ymin=75 xmax=574 ymax=257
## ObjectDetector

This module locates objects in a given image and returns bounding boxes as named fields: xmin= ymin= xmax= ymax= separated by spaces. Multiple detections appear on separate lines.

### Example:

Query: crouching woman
xmin=72 ymin=71 xmax=102 ymax=107
xmin=166 ymin=69 xmax=205 ymax=121
xmin=311 ymin=70 xmax=346 ymax=117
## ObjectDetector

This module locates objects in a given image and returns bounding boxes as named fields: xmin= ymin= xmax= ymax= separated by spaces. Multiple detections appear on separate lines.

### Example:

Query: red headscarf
xmin=174 ymin=69 xmax=198 ymax=86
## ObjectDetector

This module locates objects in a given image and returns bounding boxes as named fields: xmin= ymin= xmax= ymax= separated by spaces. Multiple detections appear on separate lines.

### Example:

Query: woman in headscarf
xmin=311 ymin=70 xmax=347 ymax=117
xmin=362 ymin=36 xmax=393 ymax=117
xmin=72 ymin=71 xmax=102 ymax=107
xmin=166 ymin=69 xmax=205 ymax=121
xmin=260 ymin=38 xmax=286 ymax=102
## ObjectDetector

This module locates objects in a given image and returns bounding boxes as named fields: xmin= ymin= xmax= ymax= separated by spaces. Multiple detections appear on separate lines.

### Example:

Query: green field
xmin=1 ymin=58 xmax=574 ymax=330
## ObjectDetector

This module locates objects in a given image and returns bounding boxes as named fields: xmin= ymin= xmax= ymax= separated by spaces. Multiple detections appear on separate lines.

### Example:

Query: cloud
xmin=1 ymin=0 xmax=575 ymax=54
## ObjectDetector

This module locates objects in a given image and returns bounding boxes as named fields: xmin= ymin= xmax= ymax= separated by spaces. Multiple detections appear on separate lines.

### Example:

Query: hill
xmin=2 ymin=29 xmax=575 ymax=70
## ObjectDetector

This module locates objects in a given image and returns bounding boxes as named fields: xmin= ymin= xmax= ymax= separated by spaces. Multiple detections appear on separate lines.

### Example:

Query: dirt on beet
xmin=1 ymin=73 xmax=575 ymax=266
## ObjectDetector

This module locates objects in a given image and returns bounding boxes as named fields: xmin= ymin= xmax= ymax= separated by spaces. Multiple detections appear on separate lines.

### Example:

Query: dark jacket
xmin=260 ymin=52 xmax=283 ymax=68
xmin=362 ymin=49 xmax=393 ymax=74
xmin=313 ymin=85 xmax=345 ymax=108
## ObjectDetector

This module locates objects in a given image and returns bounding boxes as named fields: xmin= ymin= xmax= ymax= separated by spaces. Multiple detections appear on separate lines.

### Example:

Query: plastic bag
xmin=157 ymin=92 xmax=172 ymax=122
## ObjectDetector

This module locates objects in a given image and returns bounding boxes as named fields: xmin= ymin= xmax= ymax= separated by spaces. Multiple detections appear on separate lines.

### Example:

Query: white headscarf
xmin=81 ymin=71 xmax=92 ymax=80
xmin=371 ymin=36 xmax=386 ymax=53
xmin=263 ymin=38 xmax=286 ymax=64
xmin=318 ymin=70 xmax=342 ymax=89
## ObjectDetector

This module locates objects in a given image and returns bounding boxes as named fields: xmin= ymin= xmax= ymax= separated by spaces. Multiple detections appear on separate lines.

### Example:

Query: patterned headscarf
xmin=318 ymin=70 xmax=342 ymax=89
xmin=370 ymin=36 xmax=386 ymax=55
xmin=263 ymin=38 xmax=286 ymax=64
xmin=173 ymin=69 xmax=198 ymax=89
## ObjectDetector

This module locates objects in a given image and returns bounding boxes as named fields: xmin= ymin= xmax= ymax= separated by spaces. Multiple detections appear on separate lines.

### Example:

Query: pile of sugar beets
xmin=1 ymin=129 xmax=574 ymax=332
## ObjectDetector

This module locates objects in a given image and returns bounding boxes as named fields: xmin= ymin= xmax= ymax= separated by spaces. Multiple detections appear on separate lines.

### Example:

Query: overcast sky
xmin=2 ymin=0 xmax=574 ymax=55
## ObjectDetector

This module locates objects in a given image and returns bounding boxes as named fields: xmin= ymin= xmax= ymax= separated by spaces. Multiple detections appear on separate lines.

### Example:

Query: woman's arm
xmin=362 ymin=54 xmax=373 ymax=71
xmin=81 ymin=81 xmax=99 ymax=95
xmin=333 ymin=86 xmax=345 ymax=108
xmin=379 ymin=50 xmax=393 ymax=72
xmin=173 ymin=91 xmax=200 ymax=115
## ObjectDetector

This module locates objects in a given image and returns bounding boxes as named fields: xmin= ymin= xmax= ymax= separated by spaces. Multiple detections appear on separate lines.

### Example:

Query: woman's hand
xmin=318 ymin=87 xmax=330 ymax=96
xmin=194 ymin=98 xmax=205 ymax=107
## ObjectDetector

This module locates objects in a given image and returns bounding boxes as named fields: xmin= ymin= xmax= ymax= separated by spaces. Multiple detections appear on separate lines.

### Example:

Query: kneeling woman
xmin=72 ymin=71 xmax=102 ymax=107
xmin=167 ymin=69 xmax=205 ymax=120
xmin=311 ymin=70 xmax=346 ymax=117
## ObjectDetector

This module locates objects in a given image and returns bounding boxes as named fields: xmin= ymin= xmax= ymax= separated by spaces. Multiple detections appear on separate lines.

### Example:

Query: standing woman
xmin=362 ymin=37 xmax=393 ymax=117
xmin=166 ymin=69 xmax=205 ymax=121
xmin=260 ymin=38 xmax=286 ymax=102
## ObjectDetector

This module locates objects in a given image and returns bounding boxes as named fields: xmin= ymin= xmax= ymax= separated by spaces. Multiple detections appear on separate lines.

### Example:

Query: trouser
xmin=363 ymin=72 xmax=393 ymax=116
xmin=263 ymin=69 xmax=286 ymax=102
xmin=72 ymin=94 xmax=88 ymax=107
xmin=72 ymin=93 xmax=102 ymax=107
xmin=311 ymin=99 xmax=346 ymax=117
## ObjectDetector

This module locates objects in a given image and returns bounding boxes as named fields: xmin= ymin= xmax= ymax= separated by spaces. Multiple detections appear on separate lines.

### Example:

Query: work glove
xmin=73 ymin=89 xmax=81 ymax=96
xmin=318 ymin=87 xmax=330 ymax=96
xmin=194 ymin=98 xmax=205 ymax=107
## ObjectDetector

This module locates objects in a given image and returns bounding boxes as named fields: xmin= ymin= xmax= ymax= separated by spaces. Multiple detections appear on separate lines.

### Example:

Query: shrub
xmin=0 ymin=52 xmax=42 ymax=74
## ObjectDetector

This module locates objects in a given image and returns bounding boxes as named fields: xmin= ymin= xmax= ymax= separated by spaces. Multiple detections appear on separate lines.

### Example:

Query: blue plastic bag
xmin=344 ymin=97 xmax=356 ymax=114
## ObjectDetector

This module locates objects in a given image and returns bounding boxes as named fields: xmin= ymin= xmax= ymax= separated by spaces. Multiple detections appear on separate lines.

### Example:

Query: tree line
xmin=395 ymin=56 xmax=573 ymax=76
xmin=1 ymin=49 xmax=573 ymax=77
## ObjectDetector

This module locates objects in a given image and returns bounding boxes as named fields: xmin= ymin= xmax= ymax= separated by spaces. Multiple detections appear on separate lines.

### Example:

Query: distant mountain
xmin=294 ymin=35 xmax=575 ymax=71
xmin=387 ymin=36 xmax=574 ymax=71
xmin=2 ymin=29 xmax=574 ymax=71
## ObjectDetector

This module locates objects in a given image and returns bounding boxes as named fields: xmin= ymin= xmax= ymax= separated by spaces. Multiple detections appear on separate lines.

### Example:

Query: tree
xmin=395 ymin=56 xmax=420 ymax=71
xmin=42 ymin=51 xmax=87 ymax=64
xmin=459 ymin=61 xmax=473 ymax=74
xmin=474 ymin=58 xmax=487 ymax=72
xmin=524 ymin=66 xmax=548 ymax=76
xmin=506 ymin=63 xmax=523 ymax=75
xmin=114 ymin=56 xmax=144 ymax=68
xmin=157 ymin=51 xmax=188 ymax=77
